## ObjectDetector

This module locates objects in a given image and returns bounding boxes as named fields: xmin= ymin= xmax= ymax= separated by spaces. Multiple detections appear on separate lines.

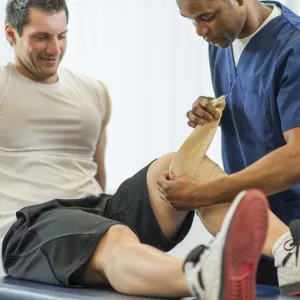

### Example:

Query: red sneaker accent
xmin=222 ymin=189 xmax=269 ymax=300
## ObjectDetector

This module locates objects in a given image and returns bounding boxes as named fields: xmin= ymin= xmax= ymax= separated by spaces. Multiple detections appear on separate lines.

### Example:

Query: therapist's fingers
xmin=189 ymin=97 xmax=214 ymax=123
xmin=159 ymin=170 xmax=169 ymax=180
xmin=198 ymin=96 xmax=220 ymax=120
xmin=186 ymin=110 xmax=207 ymax=126
xmin=188 ymin=121 xmax=197 ymax=128
xmin=160 ymin=195 xmax=169 ymax=204
xmin=158 ymin=184 xmax=169 ymax=203
xmin=192 ymin=104 xmax=213 ymax=122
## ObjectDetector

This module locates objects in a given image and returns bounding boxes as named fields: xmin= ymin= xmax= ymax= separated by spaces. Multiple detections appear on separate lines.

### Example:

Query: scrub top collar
xmin=228 ymin=2 xmax=284 ymax=76
xmin=261 ymin=1 xmax=300 ymax=29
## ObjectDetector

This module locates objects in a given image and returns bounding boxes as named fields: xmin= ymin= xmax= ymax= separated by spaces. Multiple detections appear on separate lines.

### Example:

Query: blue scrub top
xmin=209 ymin=1 xmax=300 ymax=224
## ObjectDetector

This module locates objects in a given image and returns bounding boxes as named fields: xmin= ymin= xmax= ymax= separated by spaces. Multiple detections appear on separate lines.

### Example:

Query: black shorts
xmin=2 ymin=162 xmax=194 ymax=287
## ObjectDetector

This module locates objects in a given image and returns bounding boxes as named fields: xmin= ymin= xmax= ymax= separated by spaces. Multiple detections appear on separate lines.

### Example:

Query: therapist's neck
xmin=237 ymin=1 xmax=272 ymax=39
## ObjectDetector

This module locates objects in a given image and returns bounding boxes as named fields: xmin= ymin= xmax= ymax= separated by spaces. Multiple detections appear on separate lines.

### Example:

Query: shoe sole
xmin=219 ymin=189 xmax=269 ymax=300
xmin=281 ymin=282 xmax=300 ymax=296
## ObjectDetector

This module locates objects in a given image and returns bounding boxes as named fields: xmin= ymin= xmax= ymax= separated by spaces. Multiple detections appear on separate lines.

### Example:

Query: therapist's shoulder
xmin=274 ymin=29 xmax=300 ymax=85
xmin=278 ymin=32 xmax=300 ymax=60
xmin=274 ymin=8 xmax=300 ymax=59
xmin=279 ymin=4 xmax=300 ymax=49
xmin=282 ymin=27 xmax=300 ymax=49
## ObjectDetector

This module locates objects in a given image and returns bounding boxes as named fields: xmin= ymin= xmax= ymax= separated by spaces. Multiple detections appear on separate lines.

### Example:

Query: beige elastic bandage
xmin=169 ymin=95 xmax=228 ymax=215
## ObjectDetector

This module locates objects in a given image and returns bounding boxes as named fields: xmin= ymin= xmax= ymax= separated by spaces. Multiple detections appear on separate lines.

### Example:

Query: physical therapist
xmin=158 ymin=0 xmax=300 ymax=286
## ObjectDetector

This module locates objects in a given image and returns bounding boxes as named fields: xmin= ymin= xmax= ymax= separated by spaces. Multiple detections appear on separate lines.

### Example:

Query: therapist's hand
xmin=158 ymin=171 xmax=210 ymax=211
xmin=187 ymin=96 xmax=220 ymax=128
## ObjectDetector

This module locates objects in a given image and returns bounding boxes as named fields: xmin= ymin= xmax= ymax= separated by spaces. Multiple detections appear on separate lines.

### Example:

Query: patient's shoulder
xmin=59 ymin=67 xmax=93 ymax=84
xmin=0 ymin=62 xmax=14 ymax=93
xmin=58 ymin=67 xmax=108 ymax=116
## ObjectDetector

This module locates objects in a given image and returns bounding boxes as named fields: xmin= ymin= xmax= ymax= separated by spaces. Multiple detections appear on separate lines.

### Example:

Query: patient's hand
xmin=187 ymin=96 xmax=220 ymax=128
xmin=157 ymin=171 xmax=204 ymax=211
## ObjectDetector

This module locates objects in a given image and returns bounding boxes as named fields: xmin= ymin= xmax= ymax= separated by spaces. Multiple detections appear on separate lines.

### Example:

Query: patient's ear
xmin=5 ymin=24 xmax=17 ymax=46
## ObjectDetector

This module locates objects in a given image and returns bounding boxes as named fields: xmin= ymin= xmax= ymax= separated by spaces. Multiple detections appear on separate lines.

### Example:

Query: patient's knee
xmin=104 ymin=225 xmax=139 ymax=248
xmin=147 ymin=152 xmax=176 ymax=183
xmin=91 ymin=225 xmax=139 ymax=269
xmin=158 ymin=152 xmax=176 ymax=167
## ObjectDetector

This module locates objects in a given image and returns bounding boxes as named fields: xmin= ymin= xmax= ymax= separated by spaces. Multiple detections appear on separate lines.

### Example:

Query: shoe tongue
xmin=289 ymin=220 xmax=300 ymax=243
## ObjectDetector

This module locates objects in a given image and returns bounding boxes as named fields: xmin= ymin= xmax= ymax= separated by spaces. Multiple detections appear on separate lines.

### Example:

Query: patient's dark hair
xmin=5 ymin=0 xmax=69 ymax=35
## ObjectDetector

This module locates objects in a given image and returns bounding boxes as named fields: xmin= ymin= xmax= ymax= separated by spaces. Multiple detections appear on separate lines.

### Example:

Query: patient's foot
xmin=273 ymin=220 xmax=300 ymax=296
xmin=183 ymin=189 xmax=269 ymax=300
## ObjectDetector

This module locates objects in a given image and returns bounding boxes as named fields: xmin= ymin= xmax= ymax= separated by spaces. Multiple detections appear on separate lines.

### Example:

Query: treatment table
xmin=0 ymin=276 xmax=297 ymax=299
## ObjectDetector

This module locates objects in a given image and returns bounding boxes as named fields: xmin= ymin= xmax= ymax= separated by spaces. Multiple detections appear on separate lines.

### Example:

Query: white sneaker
xmin=273 ymin=220 xmax=300 ymax=296
xmin=184 ymin=189 xmax=269 ymax=300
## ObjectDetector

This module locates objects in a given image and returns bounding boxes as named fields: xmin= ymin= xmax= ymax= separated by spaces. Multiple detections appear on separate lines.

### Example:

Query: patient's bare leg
xmin=192 ymin=156 xmax=289 ymax=257
xmin=73 ymin=225 xmax=190 ymax=298
xmin=71 ymin=153 xmax=193 ymax=297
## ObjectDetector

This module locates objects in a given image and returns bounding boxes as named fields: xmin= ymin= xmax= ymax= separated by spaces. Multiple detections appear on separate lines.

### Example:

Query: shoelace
xmin=194 ymin=245 xmax=209 ymax=291
xmin=198 ymin=245 xmax=209 ymax=257
xmin=282 ymin=238 xmax=300 ymax=267
xmin=183 ymin=244 xmax=209 ymax=294
xmin=184 ymin=244 xmax=209 ymax=270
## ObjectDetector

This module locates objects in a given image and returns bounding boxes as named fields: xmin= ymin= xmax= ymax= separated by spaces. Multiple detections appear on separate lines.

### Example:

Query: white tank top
xmin=0 ymin=63 xmax=106 ymax=237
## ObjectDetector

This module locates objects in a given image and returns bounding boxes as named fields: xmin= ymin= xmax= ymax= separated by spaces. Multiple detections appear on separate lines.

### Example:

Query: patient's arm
xmin=94 ymin=81 xmax=111 ymax=191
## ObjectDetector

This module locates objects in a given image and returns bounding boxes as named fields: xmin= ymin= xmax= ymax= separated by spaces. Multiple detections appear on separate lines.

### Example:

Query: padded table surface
xmin=0 ymin=277 xmax=299 ymax=299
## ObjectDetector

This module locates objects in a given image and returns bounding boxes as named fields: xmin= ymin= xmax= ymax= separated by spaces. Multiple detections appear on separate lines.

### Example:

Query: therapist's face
xmin=176 ymin=0 xmax=246 ymax=48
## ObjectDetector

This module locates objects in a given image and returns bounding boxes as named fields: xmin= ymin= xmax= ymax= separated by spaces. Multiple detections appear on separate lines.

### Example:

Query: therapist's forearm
xmin=208 ymin=144 xmax=300 ymax=205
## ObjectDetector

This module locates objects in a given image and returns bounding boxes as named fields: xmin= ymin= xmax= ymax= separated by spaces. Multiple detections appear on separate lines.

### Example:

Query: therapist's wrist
xmin=206 ymin=175 xmax=243 ymax=206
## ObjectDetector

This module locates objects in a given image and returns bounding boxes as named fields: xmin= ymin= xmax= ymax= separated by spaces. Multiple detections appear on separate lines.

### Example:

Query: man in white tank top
xmin=0 ymin=0 xmax=295 ymax=299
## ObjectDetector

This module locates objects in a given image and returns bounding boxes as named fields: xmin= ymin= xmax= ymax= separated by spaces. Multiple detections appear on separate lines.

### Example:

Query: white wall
xmin=1 ymin=0 xmax=300 ymax=258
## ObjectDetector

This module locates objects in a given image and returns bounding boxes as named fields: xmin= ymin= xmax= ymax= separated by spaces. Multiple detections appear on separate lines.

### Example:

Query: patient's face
xmin=12 ymin=8 xmax=68 ymax=83
xmin=176 ymin=0 xmax=246 ymax=48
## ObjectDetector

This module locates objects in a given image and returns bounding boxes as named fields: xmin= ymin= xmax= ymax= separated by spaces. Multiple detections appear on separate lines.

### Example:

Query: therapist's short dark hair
xmin=5 ymin=0 xmax=69 ymax=36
